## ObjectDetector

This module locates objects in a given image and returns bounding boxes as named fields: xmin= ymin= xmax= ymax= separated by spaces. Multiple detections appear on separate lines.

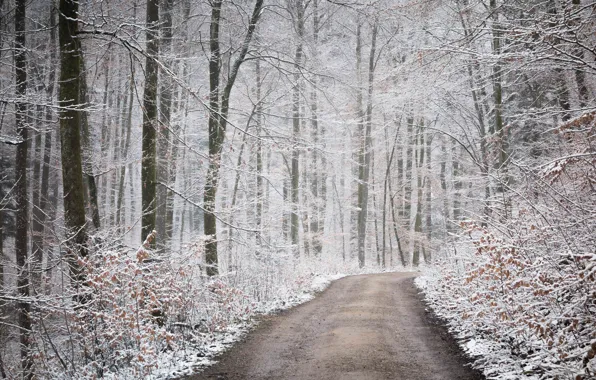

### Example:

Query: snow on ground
xmin=148 ymin=272 xmax=348 ymax=379
xmin=416 ymin=272 xmax=542 ymax=380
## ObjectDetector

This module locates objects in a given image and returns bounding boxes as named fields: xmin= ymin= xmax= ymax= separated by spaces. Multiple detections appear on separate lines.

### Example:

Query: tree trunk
xmin=457 ymin=5 xmax=492 ymax=226
xmin=439 ymin=137 xmax=449 ymax=234
xmin=156 ymin=0 xmax=174 ymax=251
xmin=383 ymin=119 xmax=403 ymax=267
xmin=79 ymin=57 xmax=101 ymax=229
xmin=413 ymin=120 xmax=424 ymax=267
xmin=309 ymin=0 xmax=324 ymax=257
xmin=452 ymin=140 xmax=462 ymax=226
xmin=165 ymin=0 xmax=190 ymax=244
xmin=141 ymin=0 xmax=159 ymax=245
xmin=255 ymin=57 xmax=263 ymax=252
xmin=14 ymin=0 xmax=33 ymax=376
xmin=424 ymin=127 xmax=432 ymax=263
xmin=290 ymin=0 xmax=304 ymax=258
xmin=116 ymin=71 xmax=135 ymax=232
xmin=356 ymin=20 xmax=377 ymax=268
xmin=31 ymin=6 xmax=57 ymax=293
xmin=490 ymin=0 xmax=509 ymax=189
xmin=204 ymin=0 xmax=264 ymax=275
xmin=59 ymin=0 xmax=89 ymax=300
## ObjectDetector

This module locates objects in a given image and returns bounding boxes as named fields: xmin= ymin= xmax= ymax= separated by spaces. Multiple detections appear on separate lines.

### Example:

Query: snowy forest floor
xmin=179 ymin=272 xmax=483 ymax=380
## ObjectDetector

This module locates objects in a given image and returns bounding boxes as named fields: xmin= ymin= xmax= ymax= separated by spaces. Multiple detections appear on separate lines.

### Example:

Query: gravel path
xmin=183 ymin=272 xmax=483 ymax=380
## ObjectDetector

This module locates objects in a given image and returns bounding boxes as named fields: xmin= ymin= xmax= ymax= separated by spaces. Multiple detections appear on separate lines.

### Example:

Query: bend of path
xmin=184 ymin=272 xmax=484 ymax=380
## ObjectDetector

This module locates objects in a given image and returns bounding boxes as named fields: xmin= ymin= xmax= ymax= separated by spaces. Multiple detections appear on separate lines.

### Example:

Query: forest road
xmin=184 ymin=272 xmax=484 ymax=380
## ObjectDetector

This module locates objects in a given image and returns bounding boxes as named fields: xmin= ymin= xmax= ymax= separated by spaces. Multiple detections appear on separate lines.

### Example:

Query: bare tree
xmin=204 ymin=0 xmax=264 ymax=275
xmin=141 ymin=0 xmax=159 ymax=245
xmin=14 ymin=0 xmax=33 ymax=377
xmin=58 ymin=0 xmax=89 ymax=297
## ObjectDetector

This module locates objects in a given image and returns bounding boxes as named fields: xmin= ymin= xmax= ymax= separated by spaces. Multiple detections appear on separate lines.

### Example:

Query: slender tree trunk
xmin=165 ymin=0 xmax=190 ymax=244
xmin=228 ymin=121 xmax=253 ymax=244
xmin=301 ymin=158 xmax=311 ymax=257
xmin=156 ymin=0 xmax=174 ymax=251
xmin=99 ymin=51 xmax=111 ymax=212
xmin=458 ymin=5 xmax=492 ymax=226
xmin=309 ymin=0 xmax=324 ymax=257
xmin=31 ymin=6 xmax=57 ymax=290
xmin=413 ymin=121 xmax=424 ymax=267
xmin=255 ymin=57 xmax=263 ymax=252
xmin=388 ymin=178 xmax=406 ymax=266
xmin=282 ymin=179 xmax=289 ymax=239
xmin=452 ymin=140 xmax=462 ymax=225
xmin=204 ymin=0 xmax=264 ymax=275
xmin=116 ymin=71 xmax=135 ymax=231
xmin=14 ymin=0 xmax=33 ymax=376
xmin=371 ymin=150 xmax=380 ymax=266
xmin=439 ymin=137 xmax=448 ymax=236
xmin=356 ymin=21 xmax=378 ymax=268
xmin=109 ymin=64 xmax=123 ymax=226
xmin=141 ymin=0 xmax=159 ymax=245
xmin=31 ymin=106 xmax=44 ymax=291
xmin=424 ymin=128 xmax=432 ymax=263
xmin=59 ymin=0 xmax=89 ymax=300
xmin=490 ymin=0 xmax=508 ymax=189
xmin=352 ymin=18 xmax=364 ymax=259
xmin=403 ymin=116 xmax=414 ymax=260
xmin=290 ymin=0 xmax=304 ymax=258
xmin=383 ymin=119 xmax=402 ymax=267
xmin=79 ymin=57 xmax=100 ymax=229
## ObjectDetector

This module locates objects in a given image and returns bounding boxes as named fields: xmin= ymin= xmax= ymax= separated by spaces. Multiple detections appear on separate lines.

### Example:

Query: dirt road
xmin=185 ymin=272 xmax=483 ymax=380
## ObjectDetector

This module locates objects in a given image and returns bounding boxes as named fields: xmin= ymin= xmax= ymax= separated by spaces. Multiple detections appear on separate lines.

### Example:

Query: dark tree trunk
xmin=59 ymin=0 xmax=89 ymax=297
xmin=141 ymin=0 xmax=159 ymax=245
xmin=204 ymin=0 xmax=222 ymax=275
xmin=14 ymin=0 xmax=33 ymax=376
xmin=204 ymin=0 xmax=264 ymax=275
xmin=31 ymin=5 xmax=57 ymax=293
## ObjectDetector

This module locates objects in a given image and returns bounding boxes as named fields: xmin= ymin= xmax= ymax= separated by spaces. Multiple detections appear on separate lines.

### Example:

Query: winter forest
xmin=0 ymin=0 xmax=594 ymax=378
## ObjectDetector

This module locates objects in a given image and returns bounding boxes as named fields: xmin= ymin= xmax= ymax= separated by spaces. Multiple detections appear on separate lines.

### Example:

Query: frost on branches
xmin=419 ymin=113 xmax=595 ymax=380
xmin=0 ymin=228 xmax=355 ymax=379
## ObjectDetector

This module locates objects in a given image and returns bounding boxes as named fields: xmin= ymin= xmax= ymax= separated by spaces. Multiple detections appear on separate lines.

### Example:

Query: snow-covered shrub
xmin=422 ymin=113 xmax=596 ymax=379
xmin=8 ymin=229 xmax=359 ymax=379
xmin=26 ymin=232 xmax=204 ymax=379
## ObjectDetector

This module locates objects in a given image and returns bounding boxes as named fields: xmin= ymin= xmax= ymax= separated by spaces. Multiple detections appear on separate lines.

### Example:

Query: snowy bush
xmin=420 ymin=114 xmax=596 ymax=380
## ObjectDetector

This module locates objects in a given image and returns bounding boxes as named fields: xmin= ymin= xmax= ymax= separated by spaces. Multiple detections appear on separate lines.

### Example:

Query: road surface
xmin=184 ymin=272 xmax=483 ymax=380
